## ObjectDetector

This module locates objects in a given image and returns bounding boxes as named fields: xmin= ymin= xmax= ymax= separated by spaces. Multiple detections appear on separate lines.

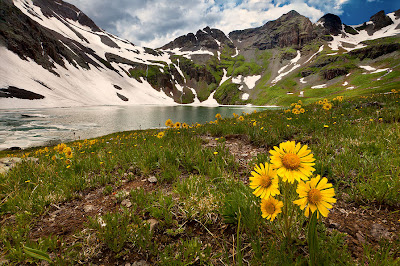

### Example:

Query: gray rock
xmin=121 ymin=199 xmax=132 ymax=208
xmin=371 ymin=223 xmax=390 ymax=241
xmin=132 ymin=261 xmax=149 ymax=266
xmin=83 ymin=205 xmax=95 ymax=213
xmin=148 ymin=176 xmax=158 ymax=183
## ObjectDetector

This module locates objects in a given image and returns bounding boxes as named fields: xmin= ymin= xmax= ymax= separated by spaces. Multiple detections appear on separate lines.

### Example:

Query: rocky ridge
xmin=1 ymin=0 xmax=400 ymax=107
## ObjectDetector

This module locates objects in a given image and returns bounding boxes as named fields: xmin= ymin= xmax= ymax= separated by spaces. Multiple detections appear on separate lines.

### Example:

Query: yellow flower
xmin=157 ymin=131 xmax=165 ymax=139
xmin=322 ymin=103 xmax=332 ymax=110
xmin=165 ymin=119 xmax=174 ymax=128
xmin=238 ymin=116 xmax=244 ymax=121
xmin=270 ymin=141 xmax=315 ymax=183
xmin=55 ymin=143 xmax=67 ymax=153
xmin=295 ymin=104 xmax=301 ymax=109
xmin=174 ymin=122 xmax=181 ymax=129
xmin=293 ymin=175 xmax=336 ymax=218
xmin=182 ymin=123 xmax=189 ymax=129
xmin=249 ymin=163 xmax=280 ymax=199
xmin=215 ymin=113 xmax=222 ymax=120
xmin=64 ymin=147 xmax=73 ymax=158
xmin=260 ymin=197 xmax=283 ymax=222
xmin=233 ymin=113 xmax=238 ymax=118
xmin=300 ymin=108 xmax=305 ymax=113
xmin=253 ymin=121 xmax=257 ymax=126
xmin=213 ymin=151 xmax=218 ymax=155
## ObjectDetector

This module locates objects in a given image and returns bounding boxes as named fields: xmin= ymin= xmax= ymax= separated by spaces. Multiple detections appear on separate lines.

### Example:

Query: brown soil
xmin=5 ymin=134 xmax=398 ymax=264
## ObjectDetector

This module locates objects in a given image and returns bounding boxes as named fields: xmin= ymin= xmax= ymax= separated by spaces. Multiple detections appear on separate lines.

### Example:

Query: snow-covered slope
xmin=328 ymin=12 xmax=400 ymax=51
xmin=0 ymin=0 xmax=184 ymax=108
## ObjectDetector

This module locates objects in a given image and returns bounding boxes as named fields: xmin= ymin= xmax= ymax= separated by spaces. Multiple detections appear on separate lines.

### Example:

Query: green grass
xmin=1 ymin=91 xmax=400 ymax=264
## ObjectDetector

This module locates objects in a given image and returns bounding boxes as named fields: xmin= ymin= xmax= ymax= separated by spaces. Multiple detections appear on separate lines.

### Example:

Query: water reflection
xmin=0 ymin=105 xmax=277 ymax=150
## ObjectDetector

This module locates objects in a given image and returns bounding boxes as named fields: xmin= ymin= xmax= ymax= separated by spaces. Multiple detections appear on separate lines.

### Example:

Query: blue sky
xmin=64 ymin=0 xmax=399 ymax=48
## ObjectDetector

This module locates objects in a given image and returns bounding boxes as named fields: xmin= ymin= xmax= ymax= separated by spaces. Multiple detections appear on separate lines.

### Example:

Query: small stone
xmin=132 ymin=261 xmax=149 ymax=266
xmin=121 ymin=199 xmax=132 ymax=208
xmin=371 ymin=223 xmax=390 ymax=241
xmin=146 ymin=219 xmax=158 ymax=231
xmin=356 ymin=231 xmax=365 ymax=243
xmin=125 ymin=263 xmax=131 ymax=266
xmin=328 ymin=220 xmax=339 ymax=229
xmin=147 ymin=176 xmax=157 ymax=183
xmin=83 ymin=205 xmax=95 ymax=213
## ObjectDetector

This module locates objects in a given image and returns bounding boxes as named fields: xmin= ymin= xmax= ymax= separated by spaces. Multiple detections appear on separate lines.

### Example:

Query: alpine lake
xmin=0 ymin=105 xmax=278 ymax=151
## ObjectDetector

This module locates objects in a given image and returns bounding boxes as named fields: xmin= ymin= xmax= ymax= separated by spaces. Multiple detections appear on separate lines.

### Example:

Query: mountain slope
xmin=1 ymin=1 xmax=399 ymax=108
xmin=0 ymin=0 xmax=220 ymax=108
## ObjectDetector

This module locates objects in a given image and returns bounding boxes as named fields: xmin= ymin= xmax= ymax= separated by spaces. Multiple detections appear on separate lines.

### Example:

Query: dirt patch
xmin=327 ymin=199 xmax=400 ymax=258
xmin=29 ymin=179 xmax=158 ymax=241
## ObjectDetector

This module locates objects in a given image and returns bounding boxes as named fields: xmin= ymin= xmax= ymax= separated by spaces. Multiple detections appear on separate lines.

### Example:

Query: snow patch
xmin=359 ymin=65 xmax=376 ymax=71
xmin=300 ymin=78 xmax=307 ymax=84
xmin=311 ymin=84 xmax=327 ymax=89
xmin=219 ymin=69 xmax=230 ymax=86
xmin=305 ymin=45 xmax=324 ymax=64
xmin=241 ymin=93 xmax=249 ymax=100
xmin=342 ymin=81 xmax=348 ymax=86
xmin=243 ymin=75 xmax=261 ymax=89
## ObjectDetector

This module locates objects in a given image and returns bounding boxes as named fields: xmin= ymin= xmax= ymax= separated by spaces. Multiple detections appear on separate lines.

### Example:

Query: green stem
xmin=308 ymin=211 xmax=319 ymax=266
xmin=283 ymin=181 xmax=291 ymax=243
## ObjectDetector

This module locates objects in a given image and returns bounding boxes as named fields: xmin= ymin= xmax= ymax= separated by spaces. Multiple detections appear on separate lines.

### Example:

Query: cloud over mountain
xmin=64 ymin=0 xmax=360 ymax=48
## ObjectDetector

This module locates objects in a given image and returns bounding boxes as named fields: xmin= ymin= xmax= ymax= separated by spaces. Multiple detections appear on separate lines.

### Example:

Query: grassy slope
xmin=250 ymin=36 xmax=400 ymax=106
xmin=1 ymin=90 xmax=399 ymax=264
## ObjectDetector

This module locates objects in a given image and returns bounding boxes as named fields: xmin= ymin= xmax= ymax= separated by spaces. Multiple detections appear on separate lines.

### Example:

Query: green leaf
xmin=23 ymin=245 xmax=52 ymax=263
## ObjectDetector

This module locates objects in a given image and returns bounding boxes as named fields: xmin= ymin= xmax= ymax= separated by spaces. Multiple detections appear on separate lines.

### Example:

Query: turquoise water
xmin=0 ymin=105 xmax=276 ymax=150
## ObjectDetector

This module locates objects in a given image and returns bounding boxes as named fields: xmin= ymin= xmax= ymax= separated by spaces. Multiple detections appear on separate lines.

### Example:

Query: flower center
xmin=308 ymin=189 xmax=322 ymax=205
xmin=260 ymin=175 xmax=272 ymax=188
xmin=265 ymin=202 xmax=276 ymax=214
xmin=282 ymin=153 xmax=301 ymax=170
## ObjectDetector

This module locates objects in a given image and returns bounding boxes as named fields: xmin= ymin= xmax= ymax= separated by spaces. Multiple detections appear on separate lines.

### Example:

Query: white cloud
xmin=64 ymin=0 xmax=348 ymax=48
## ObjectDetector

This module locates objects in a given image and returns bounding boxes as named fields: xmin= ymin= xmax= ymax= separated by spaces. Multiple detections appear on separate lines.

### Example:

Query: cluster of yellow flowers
xmin=165 ymin=119 xmax=189 ymax=129
xmin=317 ymin=98 xmax=333 ymax=111
xmin=333 ymin=96 xmax=344 ymax=102
xmin=285 ymin=100 xmax=305 ymax=114
xmin=54 ymin=143 xmax=73 ymax=158
xmin=249 ymin=141 xmax=336 ymax=221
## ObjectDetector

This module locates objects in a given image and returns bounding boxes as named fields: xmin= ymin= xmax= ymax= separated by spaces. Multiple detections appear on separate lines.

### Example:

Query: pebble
xmin=147 ymin=176 xmax=158 ymax=183
xmin=121 ymin=199 xmax=132 ymax=208
xmin=83 ymin=205 xmax=95 ymax=213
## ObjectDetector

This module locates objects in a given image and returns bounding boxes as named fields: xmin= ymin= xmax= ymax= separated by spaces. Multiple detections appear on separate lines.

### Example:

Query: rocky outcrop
xmin=229 ymin=10 xmax=317 ymax=50
xmin=349 ymin=43 xmax=400 ymax=60
xmin=317 ymin=14 xmax=342 ymax=36
xmin=0 ymin=0 xmax=119 ymax=74
xmin=31 ymin=0 xmax=101 ymax=32
xmin=0 ymin=86 xmax=45 ymax=99
xmin=370 ymin=10 xmax=393 ymax=31
xmin=321 ymin=68 xmax=348 ymax=80
xmin=160 ymin=26 xmax=234 ymax=51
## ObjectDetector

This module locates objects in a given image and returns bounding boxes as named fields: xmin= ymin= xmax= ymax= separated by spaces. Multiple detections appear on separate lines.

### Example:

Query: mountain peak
xmin=317 ymin=13 xmax=342 ymax=36
xmin=370 ymin=10 xmax=393 ymax=30
xmin=160 ymin=26 xmax=234 ymax=52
